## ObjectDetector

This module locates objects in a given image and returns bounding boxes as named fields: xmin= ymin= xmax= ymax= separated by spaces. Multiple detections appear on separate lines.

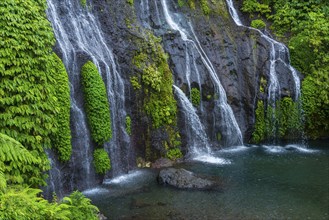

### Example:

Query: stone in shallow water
xmin=157 ymin=168 xmax=221 ymax=190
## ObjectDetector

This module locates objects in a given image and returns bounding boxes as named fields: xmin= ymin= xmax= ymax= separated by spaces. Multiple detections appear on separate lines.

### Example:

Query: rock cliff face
xmin=45 ymin=0 xmax=300 ymax=197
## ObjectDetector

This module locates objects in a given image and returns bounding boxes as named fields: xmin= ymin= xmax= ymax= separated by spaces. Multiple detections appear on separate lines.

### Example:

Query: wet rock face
xmin=157 ymin=168 xmax=221 ymax=190
xmin=91 ymin=0 xmax=298 ymax=146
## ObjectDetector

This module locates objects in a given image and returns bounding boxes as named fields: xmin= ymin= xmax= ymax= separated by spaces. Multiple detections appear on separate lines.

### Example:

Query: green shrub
xmin=251 ymin=19 xmax=266 ymax=29
xmin=200 ymin=0 xmax=210 ymax=15
xmin=80 ymin=0 xmax=86 ymax=7
xmin=51 ymin=54 xmax=72 ymax=162
xmin=0 ymin=187 xmax=71 ymax=220
xmin=62 ymin=191 xmax=99 ymax=220
xmin=191 ymin=87 xmax=201 ymax=106
xmin=81 ymin=61 xmax=112 ymax=145
xmin=93 ymin=149 xmax=111 ymax=174
xmin=126 ymin=0 xmax=134 ymax=6
xmin=0 ymin=0 xmax=59 ymax=186
xmin=251 ymin=100 xmax=266 ymax=143
xmin=166 ymin=148 xmax=183 ymax=160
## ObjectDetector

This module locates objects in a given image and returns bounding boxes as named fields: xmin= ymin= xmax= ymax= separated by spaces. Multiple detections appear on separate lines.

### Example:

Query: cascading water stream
xmin=225 ymin=0 xmax=302 ymax=141
xmin=160 ymin=0 xmax=243 ymax=147
xmin=46 ymin=0 xmax=131 ymax=195
xmin=225 ymin=0 xmax=301 ymax=102
xmin=173 ymin=86 xmax=211 ymax=155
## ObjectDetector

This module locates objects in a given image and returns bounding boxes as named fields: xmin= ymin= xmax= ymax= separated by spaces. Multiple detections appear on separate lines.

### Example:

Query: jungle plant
xmin=51 ymin=53 xmax=72 ymax=162
xmin=81 ymin=61 xmax=112 ymax=145
xmin=93 ymin=149 xmax=111 ymax=175
xmin=191 ymin=87 xmax=201 ymax=107
xmin=0 ymin=0 xmax=59 ymax=186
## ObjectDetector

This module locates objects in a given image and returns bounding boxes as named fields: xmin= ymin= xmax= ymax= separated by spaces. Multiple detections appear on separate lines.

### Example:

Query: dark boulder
xmin=157 ymin=168 xmax=221 ymax=190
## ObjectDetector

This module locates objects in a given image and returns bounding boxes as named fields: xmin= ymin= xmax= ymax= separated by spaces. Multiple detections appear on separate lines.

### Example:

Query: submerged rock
xmin=152 ymin=158 xmax=174 ymax=169
xmin=157 ymin=168 xmax=220 ymax=190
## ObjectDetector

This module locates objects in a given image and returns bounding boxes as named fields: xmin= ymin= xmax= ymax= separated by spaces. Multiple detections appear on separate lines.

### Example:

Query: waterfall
xmin=46 ymin=0 xmax=131 ymax=196
xmin=160 ymin=0 xmax=243 ymax=147
xmin=225 ymin=0 xmax=301 ymax=102
xmin=225 ymin=0 xmax=302 ymax=140
xmin=173 ymin=86 xmax=211 ymax=155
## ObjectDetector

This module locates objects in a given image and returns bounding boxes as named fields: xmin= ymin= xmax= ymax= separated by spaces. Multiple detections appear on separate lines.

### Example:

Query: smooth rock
xmin=157 ymin=168 xmax=220 ymax=190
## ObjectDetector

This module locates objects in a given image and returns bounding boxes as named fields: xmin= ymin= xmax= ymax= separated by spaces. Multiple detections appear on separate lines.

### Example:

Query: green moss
xmin=125 ymin=115 xmax=132 ymax=135
xmin=251 ymin=19 xmax=266 ymax=29
xmin=81 ymin=61 xmax=112 ymax=145
xmin=80 ymin=0 xmax=86 ymax=7
xmin=51 ymin=54 xmax=72 ymax=162
xmin=191 ymin=87 xmax=201 ymax=106
xmin=166 ymin=148 xmax=183 ymax=160
xmin=126 ymin=0 xmax=134 ymax=6
xmin=251 ymin=100 xmax=266 ymax=143
xmin=133 ymin=33 xmax=177 ymax=129
xmin=200 ymin=0 xmax=210 ymax=15
xmin=132 ymin=32 xmax=181 ymax=159
xmin=93 ymin=149 xmax=111 ymax=175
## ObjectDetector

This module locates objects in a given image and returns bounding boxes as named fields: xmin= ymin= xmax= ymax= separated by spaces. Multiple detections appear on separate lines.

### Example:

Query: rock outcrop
xmin=157 ymin=168 xmax=221 ymax=190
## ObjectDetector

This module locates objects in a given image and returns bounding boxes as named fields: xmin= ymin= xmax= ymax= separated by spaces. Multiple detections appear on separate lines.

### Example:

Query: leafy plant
xmin=93 ymin=149 xmax=111 ymax=175
xmin=166 ymin=148 xmax=183 ymax=160
xmin=0 ymin=0 xmax=59 ymax=186
xmin=0 ymin=133 xmax=43 ymax=187
xmin=191 ymin=87 xmax=201 ymax=107
xmin=125 ymin=116 xmax=132 ymax=135
xmin=50 ymin=53 xmax=72 ymax=162
xmin=251 ymin=19 xmax=266 ymax=29
xmin=62 ymin=191 xmax=99 ymax=220
xmin=81 ymin=61 xmax=112 ymax=145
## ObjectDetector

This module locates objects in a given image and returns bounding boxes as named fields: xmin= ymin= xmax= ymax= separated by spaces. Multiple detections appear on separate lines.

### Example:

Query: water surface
xmin=86 ymin=142 xmax=329 ymax=219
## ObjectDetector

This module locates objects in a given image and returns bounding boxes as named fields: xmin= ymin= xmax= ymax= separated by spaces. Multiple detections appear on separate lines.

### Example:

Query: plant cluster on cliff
xmin=81 ymin=61 xmax=112 ymax=145
xmin=0 ymin=0 xmax=67 ymax=186
xmin=242 ymin=0 xmax=329 ymax=139
xmin=132 ymin=32 xmax=182 ymax=160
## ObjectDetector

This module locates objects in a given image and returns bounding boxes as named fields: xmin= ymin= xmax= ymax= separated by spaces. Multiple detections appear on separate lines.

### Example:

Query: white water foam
xmin=262 ymin=144 xmax=320 ymax=154
xmin=103 ymin=170 xmax=145 ymax=184
xmin=192 ymin=154 xmax=231 ymax=165
xmin=219 ymin=145 xmax=250 ymax=153
xmin=83 ymin=187 xmax=109 ymax=195
xmin=285 ymin=144 xmax=320 ymax=153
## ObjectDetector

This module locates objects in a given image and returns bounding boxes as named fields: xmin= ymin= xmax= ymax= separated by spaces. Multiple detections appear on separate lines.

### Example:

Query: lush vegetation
xmin=125 ymin=115 xmax=132 ymax=135
xmin=93 ymin=149 xmax=111 ymax=175
xmin=251 ymin=98 xmax=303 ymax=143
xmin=0 ymin=0 xmax=66 ymax=186
xmin=51 ymin=54 xmax=72 ymax=162
xmin=191 ymin=87 xmax=201 ymax=107
xmin=81 ymin=61 xmax=112 ymax=145
xmin=132 ymin=32 xmax=182 ymax=160
xmin=0 ymin=133 xmax=99 ymax=219
xmin=242 ymin=0 xmax=329 ymax=139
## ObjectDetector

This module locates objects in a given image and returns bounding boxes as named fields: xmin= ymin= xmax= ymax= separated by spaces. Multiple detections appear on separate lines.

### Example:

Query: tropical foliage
xmin=81 ymin=61 xmax=112 ymax=145
xmin=93 ymin=149 xmax=111 ymax=175
xmin=0 ymin=0 xmax=62 ymax=186
xmin=50 ymin=54 xmax=72 ymax=162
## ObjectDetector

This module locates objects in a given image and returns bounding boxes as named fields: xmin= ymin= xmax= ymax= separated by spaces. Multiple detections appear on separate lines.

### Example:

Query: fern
xmin=0 ymin=0 xmax=59 ymax=185
xmin=0 ymin=133 xmax=43 ymax=187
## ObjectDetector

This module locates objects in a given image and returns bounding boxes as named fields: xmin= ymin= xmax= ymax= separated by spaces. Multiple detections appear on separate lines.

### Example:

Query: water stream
xmin=160 ymin=0 xmax=243 ymax=147
xmin=46 ymin=0 xmax=131 ymax=195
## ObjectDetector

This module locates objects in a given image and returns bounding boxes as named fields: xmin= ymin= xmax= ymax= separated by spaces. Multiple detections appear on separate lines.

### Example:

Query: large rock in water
xmin=157 ymin=168 xmax=220 ymax=190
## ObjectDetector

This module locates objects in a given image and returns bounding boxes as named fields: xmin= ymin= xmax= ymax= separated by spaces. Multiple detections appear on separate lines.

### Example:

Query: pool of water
xmin=86 ymin=142 xmax=329 ymax=219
